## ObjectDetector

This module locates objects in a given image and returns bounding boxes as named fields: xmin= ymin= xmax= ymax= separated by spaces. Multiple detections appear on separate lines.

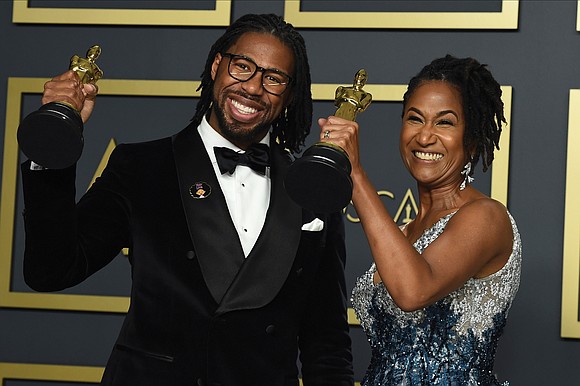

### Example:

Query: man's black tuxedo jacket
xmin=20 ymin=123 xmax=354 ymax=386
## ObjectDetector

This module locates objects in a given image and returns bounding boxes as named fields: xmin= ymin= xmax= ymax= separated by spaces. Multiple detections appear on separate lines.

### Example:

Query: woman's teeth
xmin=414 ymin=151 xmax=443 ymax=160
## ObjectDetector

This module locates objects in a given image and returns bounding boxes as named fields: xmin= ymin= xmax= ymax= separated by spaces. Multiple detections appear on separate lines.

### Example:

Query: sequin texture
xmin=351 ymin=211 xmax=521 ymax=386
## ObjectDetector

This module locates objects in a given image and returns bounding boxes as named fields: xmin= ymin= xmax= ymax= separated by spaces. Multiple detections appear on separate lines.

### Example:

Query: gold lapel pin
xmin=189 ymin=182 xmax=211 ymax=199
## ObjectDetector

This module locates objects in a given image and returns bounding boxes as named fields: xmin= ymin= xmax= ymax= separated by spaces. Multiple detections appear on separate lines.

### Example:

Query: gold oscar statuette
xmin=334 ymin=69 xmax=372 ymax=120
xmin=284 ymin=69 xmax=372 ymax=213
xmin=17 ymin=45 xmax=104 ymax=169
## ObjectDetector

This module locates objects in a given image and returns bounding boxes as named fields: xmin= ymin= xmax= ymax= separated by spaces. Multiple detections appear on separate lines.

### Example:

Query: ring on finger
xmin=323 ymin=130 xmax=330 ymax=139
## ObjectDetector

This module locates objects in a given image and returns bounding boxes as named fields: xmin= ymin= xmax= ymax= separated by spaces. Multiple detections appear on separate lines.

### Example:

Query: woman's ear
xmin=465 ymin=140 xmax=477 ymax=160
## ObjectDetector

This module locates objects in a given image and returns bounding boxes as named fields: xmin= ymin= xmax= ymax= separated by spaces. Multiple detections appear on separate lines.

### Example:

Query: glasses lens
xmin=262 ymin=70 xmax=290 ymax=95
xmin=228 ymin=56 xmax=256 ymax=81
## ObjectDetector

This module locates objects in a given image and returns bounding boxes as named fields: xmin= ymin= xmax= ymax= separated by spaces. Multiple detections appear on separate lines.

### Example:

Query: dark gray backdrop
xmin=1 ymin=1 xmax=579 ymax=384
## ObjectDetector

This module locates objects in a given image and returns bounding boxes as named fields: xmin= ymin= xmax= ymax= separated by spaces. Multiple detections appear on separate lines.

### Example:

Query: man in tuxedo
xmin=20 ymin=13 xmax=354 ymax=386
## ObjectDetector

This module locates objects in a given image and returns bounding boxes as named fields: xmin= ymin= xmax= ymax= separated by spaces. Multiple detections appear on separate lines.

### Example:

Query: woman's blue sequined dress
xmin=351 ymin=211 xmax=521 ymax=386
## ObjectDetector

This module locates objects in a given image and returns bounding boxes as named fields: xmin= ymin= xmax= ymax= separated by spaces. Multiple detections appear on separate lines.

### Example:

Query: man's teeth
xmin=414 ymin=151 xmax=443 ymax=160
xmin=231 ymin=99 xmax=257 ymax=114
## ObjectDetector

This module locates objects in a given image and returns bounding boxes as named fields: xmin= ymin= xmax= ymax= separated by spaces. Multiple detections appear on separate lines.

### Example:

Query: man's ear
xmin=283 ymin=89 xmax=294 ymax=108
xmin=210 ymin=52 xmax=223 ymax=81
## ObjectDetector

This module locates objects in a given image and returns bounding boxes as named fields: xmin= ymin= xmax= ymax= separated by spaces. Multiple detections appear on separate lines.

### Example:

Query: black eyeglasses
xmin=221 ymin=52 xmax=293 ymax=96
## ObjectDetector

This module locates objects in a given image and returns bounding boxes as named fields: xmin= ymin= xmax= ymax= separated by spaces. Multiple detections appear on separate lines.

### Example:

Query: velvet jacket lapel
xmin=216 ymin=139 xmax=301 ymax=315
xmin=172 ymin=123 xmax=302 ymax=311
xmin=172 ymin=123 xmax=244 ymax=304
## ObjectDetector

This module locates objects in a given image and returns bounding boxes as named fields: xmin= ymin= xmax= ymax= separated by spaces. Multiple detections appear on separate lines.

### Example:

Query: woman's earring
xmin=460 ymin=161 xmax=474 ymax=190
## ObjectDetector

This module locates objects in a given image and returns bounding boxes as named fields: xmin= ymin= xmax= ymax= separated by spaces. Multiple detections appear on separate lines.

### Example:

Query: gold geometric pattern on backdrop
xmin=0 ymin=78 xmax=512 ymax=322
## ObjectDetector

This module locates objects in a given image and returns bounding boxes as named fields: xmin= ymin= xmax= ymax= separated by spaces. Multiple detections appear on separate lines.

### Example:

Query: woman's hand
xmin=317 ymin=115 xmax=363 ymax=176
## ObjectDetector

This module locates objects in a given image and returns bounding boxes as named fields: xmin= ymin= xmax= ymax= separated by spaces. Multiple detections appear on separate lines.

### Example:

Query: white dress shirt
xmin=198 ymin=116 xmax=271 ymax=257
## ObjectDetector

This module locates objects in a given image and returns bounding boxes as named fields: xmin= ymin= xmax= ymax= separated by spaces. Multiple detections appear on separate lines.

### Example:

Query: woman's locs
xmin=284 ymin=69 xmax=372 ymax=213
xmin=17 ymin=45 xmax=103 ymax=169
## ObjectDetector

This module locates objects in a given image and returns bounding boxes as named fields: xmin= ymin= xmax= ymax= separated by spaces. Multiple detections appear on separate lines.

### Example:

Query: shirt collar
xmin=198 ymin=115 xmax=270 ymax=164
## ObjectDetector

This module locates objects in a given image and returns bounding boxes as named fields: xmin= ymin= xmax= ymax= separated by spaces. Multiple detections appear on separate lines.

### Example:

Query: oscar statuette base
xmin=284 ymin=142 xmax=352 ymax=213
xmin=17 ymin=102 xmax=84 ymax=169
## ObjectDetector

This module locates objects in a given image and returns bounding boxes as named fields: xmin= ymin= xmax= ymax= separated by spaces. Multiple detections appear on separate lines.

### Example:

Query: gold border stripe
xmin=577 ymin=1 xmax=580 ymax=31
xmin=12 ymin=0 xmax=231 ymax=26
xmin=560 ymin=90 xmax=580 ymax=338
xmin=312 ymin=84 xmax=407 ymax=101
xmin=0 ymin=78 xmax=23 ymax=299
xmin=284 ymin=0 xmax=519 ymax=29
xmin=0 ymin=362 xmax=103 ymax=382
xmin=0 ymin=362 xmax=361 ymax=385
xmin=491 ymin=86 xmax=512 ymax=205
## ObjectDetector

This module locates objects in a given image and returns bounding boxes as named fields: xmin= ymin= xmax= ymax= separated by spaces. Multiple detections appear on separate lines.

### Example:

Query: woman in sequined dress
xmin=318 ymin=55 xmax=521 ymax=385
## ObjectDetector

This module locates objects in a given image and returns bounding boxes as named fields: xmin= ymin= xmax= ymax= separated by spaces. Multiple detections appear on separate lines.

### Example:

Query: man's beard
xmin=212 ymin=92 xmax=273 ymax=145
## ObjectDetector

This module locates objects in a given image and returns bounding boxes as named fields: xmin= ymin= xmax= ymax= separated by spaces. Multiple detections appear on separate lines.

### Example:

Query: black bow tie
xmin=214 ymin=143 xmax=270 ymax=175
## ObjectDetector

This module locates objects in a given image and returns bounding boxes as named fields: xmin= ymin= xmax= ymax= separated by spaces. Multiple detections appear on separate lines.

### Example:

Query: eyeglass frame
xmin=220 ymin=52 xmax=293 ymax=96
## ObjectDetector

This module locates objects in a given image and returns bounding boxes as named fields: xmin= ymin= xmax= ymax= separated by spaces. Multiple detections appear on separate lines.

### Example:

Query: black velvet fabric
xmin=20 ymin=124 xmax=354 ymax=386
